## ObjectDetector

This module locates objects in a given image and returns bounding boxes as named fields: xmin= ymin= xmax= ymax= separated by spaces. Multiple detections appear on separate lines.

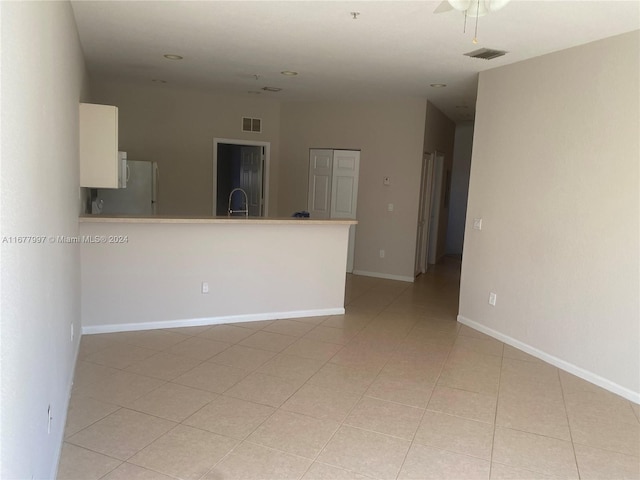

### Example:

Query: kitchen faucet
xmin=227 ymin=188 xmax=249 ymax=217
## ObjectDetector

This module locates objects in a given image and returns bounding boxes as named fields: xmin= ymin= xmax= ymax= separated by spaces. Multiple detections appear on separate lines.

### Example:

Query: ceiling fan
xmin=434 ymin=0 xmax=512 ymax=17
xmin=434 ymin=0 xmax=512 ymax=43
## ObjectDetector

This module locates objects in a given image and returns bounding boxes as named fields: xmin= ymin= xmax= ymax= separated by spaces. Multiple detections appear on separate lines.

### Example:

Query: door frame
xmin=415 ymin=152 xmax=435 ymax=276
xmin=212 ymin=138 xmax=270 ymax=216
xmin=427 ymin=151 xmax=445 ymax=265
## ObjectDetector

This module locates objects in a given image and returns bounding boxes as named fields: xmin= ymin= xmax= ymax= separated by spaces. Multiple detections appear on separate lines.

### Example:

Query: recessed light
xmin=430 ymin=83 xmax=447 ymax=88
xmin=281 ymin=71 xmax=298 ymax=76
xmin=262 ymin=87 xmax=282 ymax=92
xmin=163 ymin=54 xmax=183 ymax=60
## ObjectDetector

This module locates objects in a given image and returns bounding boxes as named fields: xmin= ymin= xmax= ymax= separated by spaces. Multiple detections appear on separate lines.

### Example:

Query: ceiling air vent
xmin=464 ymin=48 xmax=507 ymax=60
xmin=242 ymin=117 xmax=262 ymax=133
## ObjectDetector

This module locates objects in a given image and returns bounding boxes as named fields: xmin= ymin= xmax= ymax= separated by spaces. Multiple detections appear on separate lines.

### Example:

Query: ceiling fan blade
xmin=433 ymin=1 xmax=454 ymax=14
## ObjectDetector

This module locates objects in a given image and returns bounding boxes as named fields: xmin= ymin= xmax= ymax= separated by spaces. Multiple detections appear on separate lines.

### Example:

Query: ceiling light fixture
xmin=163 ymin=54 xmax=183 ymax=60
xmin=430 ymin=83 xmax=447 ymax=88
xmin=350 ymin=12 xmax=360 ymax=20
xmin=281 ymin=71 xmax=298 ymax=76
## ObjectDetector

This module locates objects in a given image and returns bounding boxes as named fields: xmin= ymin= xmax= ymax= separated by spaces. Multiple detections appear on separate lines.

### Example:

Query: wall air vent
xmin=242 ymin=117 xmax=262 ymax=133
xmin=464 ymin=48 xmax=508 ymax=60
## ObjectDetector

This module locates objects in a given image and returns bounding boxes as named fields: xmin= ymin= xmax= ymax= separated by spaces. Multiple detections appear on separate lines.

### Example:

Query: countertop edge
xmin=79 ymin=216 xmax=358 ymax=225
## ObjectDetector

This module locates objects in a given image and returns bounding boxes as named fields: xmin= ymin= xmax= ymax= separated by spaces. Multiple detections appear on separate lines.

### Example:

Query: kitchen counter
xmin=79 ymin=215 xmax=357 ymax=225
xmin=79 ymin=215 xmax=355 ymax=334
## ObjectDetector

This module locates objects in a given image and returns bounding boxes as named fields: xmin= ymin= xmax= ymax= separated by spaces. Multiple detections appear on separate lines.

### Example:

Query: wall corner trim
xmin=81 ymin=308 xmax=345 ymax=335
xmin=457 ymin=315 xmax=640 ymax=404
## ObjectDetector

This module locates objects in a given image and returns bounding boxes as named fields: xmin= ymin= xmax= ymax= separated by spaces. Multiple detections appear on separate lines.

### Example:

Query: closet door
xmin=307 ymin=149 xmax=333 ymax=219
xmin=330 ymin=150 xmax=360 ymax=219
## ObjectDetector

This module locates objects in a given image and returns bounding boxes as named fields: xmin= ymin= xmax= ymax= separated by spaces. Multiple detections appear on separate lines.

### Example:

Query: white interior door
xmin=330 ymin=150 xmax=360 ymax=273
xmin=415 ymin=153 xmax=434 ymax=276
xmin=308 ymin=149 xmax=334 ymax=219
xmin=240 ymin=146 xmax=263 ymax=216
xmin=427 ymin=153 xmax=444 ymax=265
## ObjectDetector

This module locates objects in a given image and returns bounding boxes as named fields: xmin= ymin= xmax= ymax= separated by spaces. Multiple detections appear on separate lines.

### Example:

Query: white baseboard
xmin=352 ymin=270 xmax=415 ymax=283
xmin=457 ymin=315 xmax=640 ymax=404
xmin=82 ymin=308 xmax=345 ymax=335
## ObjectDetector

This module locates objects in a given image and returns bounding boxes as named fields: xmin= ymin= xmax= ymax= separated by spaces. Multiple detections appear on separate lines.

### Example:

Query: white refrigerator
xmin=96 ymin=160 xmax=158 ymax=215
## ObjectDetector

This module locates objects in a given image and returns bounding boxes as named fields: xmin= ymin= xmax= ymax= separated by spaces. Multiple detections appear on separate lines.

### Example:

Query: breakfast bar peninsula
xmin=79 ymin=215 xmax=357 ymax=334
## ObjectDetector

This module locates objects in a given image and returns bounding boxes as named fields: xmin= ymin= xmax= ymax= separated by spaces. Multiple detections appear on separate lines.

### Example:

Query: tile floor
xmin=59 ymin=258 xmax=640 ymax=479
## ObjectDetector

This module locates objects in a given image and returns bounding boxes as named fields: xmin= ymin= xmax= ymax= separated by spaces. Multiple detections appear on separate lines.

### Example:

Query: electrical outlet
xmin=387 ymin=203 xmax=394 ymax=212
xmin=201 ymin=282 xmax=209 ymax=294
xmin=489 ymin=292 xmax=497 ymax=306
xmin=379 ymin=249 xmax=385 ymax=258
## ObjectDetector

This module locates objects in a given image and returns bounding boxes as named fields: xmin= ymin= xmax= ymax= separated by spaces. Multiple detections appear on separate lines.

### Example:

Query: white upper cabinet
xmin=79 ymin=103 xmax=121 ymax=188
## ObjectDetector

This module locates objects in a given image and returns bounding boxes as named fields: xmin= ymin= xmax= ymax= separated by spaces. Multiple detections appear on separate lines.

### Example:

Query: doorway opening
xmin=415 ymin=151 xmax=446 ymax=276
xmin=213 ymin=138 xmax=270 ymax=216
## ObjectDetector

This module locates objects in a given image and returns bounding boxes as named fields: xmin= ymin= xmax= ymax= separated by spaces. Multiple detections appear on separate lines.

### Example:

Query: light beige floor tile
xmin=308 ymin=363 xmax=378 ymax=395
xmin=116 ymin=330 xmax=191 ymax=350
xmin=492 ymin=427 xmax=578 ymax=479
xmin=230 ymin=319 xmax=275 ymax=330
xmin=67 ymin=408 xmax=175 ymax=460
xmin=77 ymin=333 xmax=122 ymax=358
xmin=427 ymin=385 xmax=497 ymax=424
xmin=163 ymin=325 xmax=213 ymax=336
xmin=317 ymin=425 xmax=410 ymax=479
xmin=454 ymin=335 xmax=504 ymax=357
xmin=402 ymin=327 xmax=458 ymax=347
xmin=225 ymin=372 xmax=300 ymax=407
xmin=437 ymin=360 xmax=501 ymax=396
xmin=204 ymin=441 xmax=312 ymax=480
xmin=248 ymin=410 xmax=340 ymax=458
xmin=72 ymin=360 xmax=119 ymax=388
xmin=568 ymin=414 xmax=640 ymax=457
xmin=209 ymin=344 xmax=276 ymax=371
xmin=380 ymin=355 xmax=444 ymax=383
xmin=490 ymin=463 xmax=563 ymax=479
xmin=344 ymin=396 xmax=423 ymax=440
xmin=558 ymin=371 xmax=607 ymax=396
xmin=56 ymin=443 xmax=122 ymax=480
xmin=100 ymin=462 xmax=175 ymax=480
xmin=502 ymin=345 xmax=544 ymax=364
xmin=500 ymin=358 xmax=559 ymax=388
xmin=281 ymin=383 xmax=361 ymax=422
xmin=64 ymin=395 xmax=120 ymax=437
xmin=292 ymin=315 xmax=332 ymax=325
xmin=73 ymin=370 xmax=165 ymax=406
xmin=257 ymin=353 xmax=325 ymax=382
xmin=166 ymin=336 xmax=231 ymax=360
xmin=172 ymin=361 xmax=248 ymax=393
xmin=321 ymin=314 xmax=372 ymax=330
xmin=183 ymin=395 xmax=275 ymax=439
xmin=496 ymin=387 xmax=570 ymax=441
xmin=199 ymin=324 xmax=255 ymax=343
xmin=264 ymin=319 xmax=317 ymax=337
xmin=328 ymin=345 xmax=391 ymax=372
xmin=129 ymin=424 xmax=238 ymax=480
xmin=458 ymin=325 xmax=496 ymax=341
xmin=303 ymin=325 xmax=359 ymax=345
xmin=574 ymin=443 xmax=640 ymax=479
xmin=564 ymin=389 xmax=638 ymax=426
xmin=124 ymin=352 xmax=202 ymax=380
xmin=239 ymin=330 xmax=299 ymax=352
xmin=302 ymin=462 xmax=372 ymax=479
xmin=83 ymin=343 xmax=158 ymax=370
xmin=414 ymin=411 xmax=494 ymax=460
xmin=283 ymin=337 xmax=344 ymax=361
xmin=632 ymin=403 xmax=640 ymax=423
xmin=398 ymin=443 xmax=491 ymax=480
xmin=125 ymin=382 xmax=217 ymax=422
xmin=365 ymin=373 xmax=434 ymax=408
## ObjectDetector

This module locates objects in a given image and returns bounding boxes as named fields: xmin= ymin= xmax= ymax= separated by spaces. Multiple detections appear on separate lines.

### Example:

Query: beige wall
xmin=423 ymin=101 xmax=456 ymax=262
xmin=89 ymin=79 xmax=282 ymax=216
xmin=446 ymin=122 xmax=474 ymax=255
xmin=0 ymin=1 xmax=88 ymax=477
xmin=279 ymin=99 xmax=427 ymax=281
xmin=459 ymin=31 xmax=640 ymax=400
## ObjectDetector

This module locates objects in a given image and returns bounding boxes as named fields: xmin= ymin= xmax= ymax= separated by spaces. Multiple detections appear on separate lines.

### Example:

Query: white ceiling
xmin=71 ymin=0 xmax=639 ymax=123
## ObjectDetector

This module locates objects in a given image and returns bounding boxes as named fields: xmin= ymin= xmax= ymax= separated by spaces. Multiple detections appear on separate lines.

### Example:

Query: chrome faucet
xmin=227 ymin=188 xmax=249 ymax=217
